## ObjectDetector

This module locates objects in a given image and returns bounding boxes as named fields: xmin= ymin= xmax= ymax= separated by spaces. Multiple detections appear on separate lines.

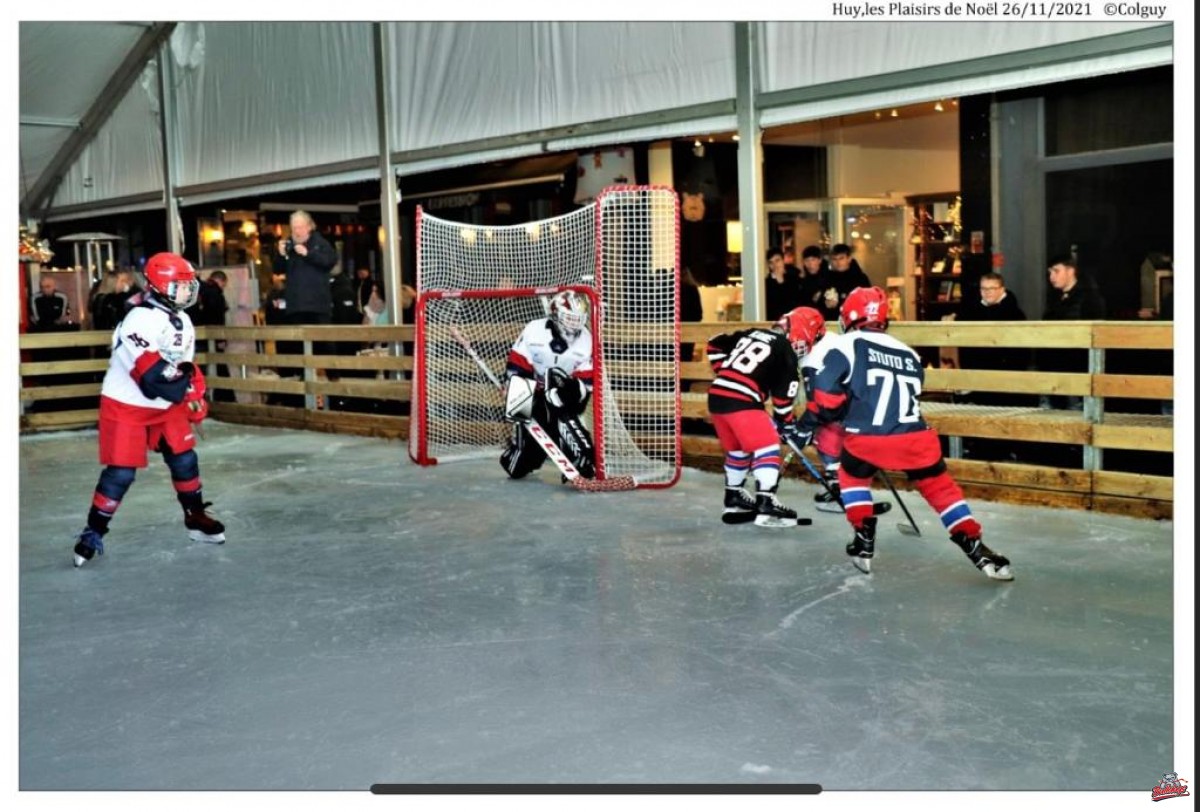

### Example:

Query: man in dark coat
xmin=274 ymin=210 xmax=339 ymax=325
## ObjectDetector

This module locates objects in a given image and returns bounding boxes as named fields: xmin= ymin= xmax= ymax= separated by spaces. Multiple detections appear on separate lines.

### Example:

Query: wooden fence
xmin=18 ymin=320 xmax=1173 ymax=518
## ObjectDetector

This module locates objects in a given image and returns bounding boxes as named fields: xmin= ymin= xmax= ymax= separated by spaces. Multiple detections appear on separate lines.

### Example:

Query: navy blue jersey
xmin=706 ymin=328 xmax=799 ymax=419
xmin=811 ymin=331 xmax=927 ymax=436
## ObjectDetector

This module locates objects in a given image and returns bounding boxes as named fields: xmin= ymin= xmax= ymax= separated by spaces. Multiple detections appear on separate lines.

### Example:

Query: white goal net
xmin=408 ymin=185 xmax=680 ymax=488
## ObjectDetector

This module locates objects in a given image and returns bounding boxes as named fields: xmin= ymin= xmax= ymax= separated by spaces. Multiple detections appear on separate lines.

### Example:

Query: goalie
xmin=499 ymin=290 xmax=597 ymax=480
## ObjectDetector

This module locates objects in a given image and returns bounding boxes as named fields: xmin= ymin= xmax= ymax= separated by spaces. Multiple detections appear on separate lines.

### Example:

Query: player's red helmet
xmin=549 ymin=290 xmax=589 ymax=340
xmin=839 ymin=286 xmax=889 ymax=333
xmin=144 ymin=252 xmax=200 ymax=310
xmin=775 ymin=306 xmax=826 ymax=357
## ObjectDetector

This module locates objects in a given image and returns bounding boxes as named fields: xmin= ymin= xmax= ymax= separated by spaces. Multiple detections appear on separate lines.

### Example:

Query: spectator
xmin=955 ymin=271 xmax=1030 ymax=389
xmin=29 ymin=275 xmax=71 ymax=331
xmin=354 ymin=266 xmax=375 ymax=316
xmin=273 ymin=211 xmax=338 ymax=402
xmin=797 ymin=245 xmax=829 ymax=311
xmin=362 ymin=282 xmax=388 ymax=326
xmin=274 ymin=210 xmax=338 ymax=325
xmin=679 ymin=266 xmax=704 ymax=362
xmin=262 ymin=273 xmax=288 ymax=325
xmin=1040 ymin=253 xmax=1106 ymax=411
xmin=764 ymin=247 xmax=801 ymax=322
xmin=188 ymin=270 xmax=231 ymax=401
xmin=1044 ymin=254 xmax=1106 ymax=320
xmin=818 ymin=244 xmax=871 ymax=321
xmin=330 ymin=266 xmax=359 ymax=326
xmin=187 ymin=270 xmax=229 ymax=329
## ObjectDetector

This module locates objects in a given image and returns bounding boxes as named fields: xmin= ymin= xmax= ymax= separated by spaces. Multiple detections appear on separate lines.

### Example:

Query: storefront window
xmin=1044 ymin=66 xmax=1172 ymax=156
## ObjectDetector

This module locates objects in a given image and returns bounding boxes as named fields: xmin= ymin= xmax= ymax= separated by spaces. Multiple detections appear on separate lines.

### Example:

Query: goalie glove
xmin=546 ymin=376 xmax=589 ymax=416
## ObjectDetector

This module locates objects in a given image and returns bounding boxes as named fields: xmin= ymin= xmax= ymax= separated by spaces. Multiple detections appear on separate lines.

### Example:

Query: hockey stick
xmin=448 ymin=326 xmax=635 ymax=492
xmin=782 ymin=438 xmax=897 ymax=521
xmin=878 ymin=470 xmax=921 ymax=537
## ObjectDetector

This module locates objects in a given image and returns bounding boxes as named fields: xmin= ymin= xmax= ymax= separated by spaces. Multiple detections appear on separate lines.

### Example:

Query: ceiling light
xmin=890 ymin=109 xmax=899 ymax=118
xmin=934 ymin=100 xmax=944 ymax=112
xmin=874 ymin=111 xmax=882 ymax=120
xmin=732 ymin=134 xmax=740 ymax=141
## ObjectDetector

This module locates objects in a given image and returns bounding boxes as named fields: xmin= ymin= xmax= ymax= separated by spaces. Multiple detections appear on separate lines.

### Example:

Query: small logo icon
xmin=1151 ymin=772 xmax=1189 ymax=802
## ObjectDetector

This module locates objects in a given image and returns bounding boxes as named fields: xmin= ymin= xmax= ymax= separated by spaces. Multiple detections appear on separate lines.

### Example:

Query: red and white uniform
xmin=98 ymin=299 xmax=198 ymax=467
xmin=506 ymin=319 xmax=594 ymax=388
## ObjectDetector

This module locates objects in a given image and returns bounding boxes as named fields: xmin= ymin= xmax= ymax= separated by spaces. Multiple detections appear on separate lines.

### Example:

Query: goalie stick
xmin=447 ymin=326 xmax=636 ymax=492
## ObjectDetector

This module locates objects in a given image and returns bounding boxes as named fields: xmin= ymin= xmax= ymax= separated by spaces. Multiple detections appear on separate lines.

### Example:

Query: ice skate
xmin=184 ymin=502 xmax=226 ymax=544
xmin=813 ymin=474 xmax=841 ymax=505
xmin=754 ymin=487 xmax=799 ymax=528
xmin=720 ymin=486 xmax=758 ymax=524
xmin=846 ymin=517 xmax=876 ymax=574
xmin=72 ymin=527 xmax=106 ymax=568
xmin=951 ymin=532 xmax=1013 ymax=581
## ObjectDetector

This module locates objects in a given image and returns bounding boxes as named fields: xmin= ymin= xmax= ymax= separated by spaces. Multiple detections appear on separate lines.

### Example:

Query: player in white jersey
xmin=499 ymin=289 xmax=597 ymax=480
xmin=72 ymin=253 xmax=225 ymax=568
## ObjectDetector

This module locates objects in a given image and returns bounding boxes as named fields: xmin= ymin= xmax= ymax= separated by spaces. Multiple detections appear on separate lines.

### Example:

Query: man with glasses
xmin=955 ymin=271 xmax=1030 ymax=411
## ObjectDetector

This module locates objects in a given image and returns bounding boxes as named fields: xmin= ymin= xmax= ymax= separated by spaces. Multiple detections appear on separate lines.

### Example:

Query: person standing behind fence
xmin=954 ymin=271 xmax=1031 ymax=408
xmin=1040 ymin=253 xmax=1106 ymax=410
xmin=818 ymin=244 xmax=871 ymax=321
xmin=275 ymin=210 xmax=338 ymax=326
xmin=274 ymin=210 xmax=338 ymax=401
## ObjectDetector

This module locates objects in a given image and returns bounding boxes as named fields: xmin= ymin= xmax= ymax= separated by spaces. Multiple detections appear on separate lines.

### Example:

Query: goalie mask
xmin=144 ymin=252 xmax=200 ymax=310
xmin=775 ymin=306 xmax=826 ymax=357
xmin=549 ymin=290 xmax=590 ymax=341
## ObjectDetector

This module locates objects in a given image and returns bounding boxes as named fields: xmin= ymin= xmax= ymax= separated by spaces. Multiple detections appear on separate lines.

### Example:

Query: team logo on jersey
xmin=1151 ymin=772 xmax=1190 ymax=801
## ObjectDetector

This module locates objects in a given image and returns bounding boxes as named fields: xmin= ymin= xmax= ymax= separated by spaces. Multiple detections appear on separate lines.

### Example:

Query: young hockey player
xmin=499 ymin=289 xmax=597 ymax=480
xmin=783 ymin=306 xmax=891 ymax=516
xmin=809 ymin=286 xmax=1014 ymax=580
xmin=706 ymin=311 xmax=815 ymax=528
xmin=72 ymin=252 xmax=225 ymax=568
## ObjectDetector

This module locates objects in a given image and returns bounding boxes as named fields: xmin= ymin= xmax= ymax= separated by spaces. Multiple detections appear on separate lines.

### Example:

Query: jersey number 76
xmin=866 ymin=368 xmax=922 ymax=425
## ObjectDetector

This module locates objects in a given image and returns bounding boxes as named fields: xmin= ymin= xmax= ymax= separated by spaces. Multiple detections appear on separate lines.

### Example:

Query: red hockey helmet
xmin=144 ymin=252 xmax=200 ymax=310
xmin=549 ymin=290 xmax=590 ymax=340
xmin=775 ymin=306 xmax=826 ymax=357
xmin=839 ymin=286 xmax=889 ymax=333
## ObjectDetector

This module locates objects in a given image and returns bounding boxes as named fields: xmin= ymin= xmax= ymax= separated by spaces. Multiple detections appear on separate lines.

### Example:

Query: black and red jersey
xmin=706 ymin=327 xmax=799 ymax=421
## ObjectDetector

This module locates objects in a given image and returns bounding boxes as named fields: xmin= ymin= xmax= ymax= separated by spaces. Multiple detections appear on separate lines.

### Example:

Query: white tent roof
xmin=18 ymin=21 xmax=1171 ymax=222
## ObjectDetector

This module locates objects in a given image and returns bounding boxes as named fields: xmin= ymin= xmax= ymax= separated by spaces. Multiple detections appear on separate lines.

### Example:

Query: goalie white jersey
xmin=506 ymin=319 xmax=594 ymax=387
xmin=102 ymin=299 xmax=197 ymax=410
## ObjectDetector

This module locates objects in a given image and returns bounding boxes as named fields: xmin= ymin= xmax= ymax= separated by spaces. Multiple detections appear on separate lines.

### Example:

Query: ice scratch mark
xmin=240 ymin=466 xmax=309 ymax=490
xmin=741 ymin=763 xmax=773 ymax=775
xmin=767 ymin=573 xmax=872 ymax=636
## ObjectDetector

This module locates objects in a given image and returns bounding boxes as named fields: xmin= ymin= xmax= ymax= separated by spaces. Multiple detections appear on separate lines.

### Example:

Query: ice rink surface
xmin=18 ymin=421 xmax=1175 ymax=791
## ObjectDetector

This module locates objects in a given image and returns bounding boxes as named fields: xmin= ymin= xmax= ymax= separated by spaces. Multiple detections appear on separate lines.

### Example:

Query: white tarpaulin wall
xmin=758 ymin=22 xmax=1161 ymax=91
xmin=40 ymin=20 xmax=1168 ymax=215
xmin=172 ymin=22 xmax=378 ymax=187
xmin=384 ymin=22 xmax=735 ymax=152
xmin=55 ymin=61 xmax=165 ymax=209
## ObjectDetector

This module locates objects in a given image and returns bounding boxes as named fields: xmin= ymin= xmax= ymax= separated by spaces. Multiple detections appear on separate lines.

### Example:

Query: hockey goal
xmin=408 ymin=185 xmax=680 ymax=489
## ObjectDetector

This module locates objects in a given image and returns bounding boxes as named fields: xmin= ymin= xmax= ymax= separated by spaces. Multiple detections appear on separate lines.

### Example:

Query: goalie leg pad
xmin=500 ymin=422 xmax=547 ymax=479
xmin=556 ymin=416 xmax=596 ymax=479
xmin=504 ymin=375 xmax=538 ymax=421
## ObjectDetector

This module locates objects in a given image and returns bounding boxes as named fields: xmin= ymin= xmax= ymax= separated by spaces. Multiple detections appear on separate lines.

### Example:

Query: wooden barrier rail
xmin=18 ymin=320 xmax=1172 ymax=518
